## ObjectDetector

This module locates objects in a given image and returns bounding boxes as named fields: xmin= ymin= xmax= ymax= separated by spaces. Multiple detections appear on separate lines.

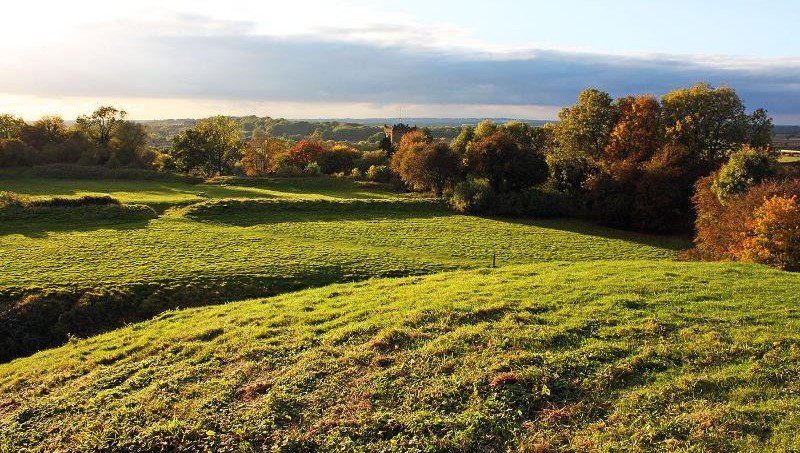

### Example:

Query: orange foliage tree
xmin=391 ymin=131 xmax=461 ymax=195
xmin=602 ymin=95 xmax=663 ymax=175
xmin=736 ymin=195 xmax=800 ymax=270
xmin=241 ymin=134 xmax=290 ymax=176
xmin=284 ymin=139 xmax=326 ymax=168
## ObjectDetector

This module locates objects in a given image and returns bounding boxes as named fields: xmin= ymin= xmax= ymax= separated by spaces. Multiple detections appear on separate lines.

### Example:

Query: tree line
xmin=0 ymin=107 xmax=156 ymax=169
xmin=1 ymin=84 xmax=796 ymax=269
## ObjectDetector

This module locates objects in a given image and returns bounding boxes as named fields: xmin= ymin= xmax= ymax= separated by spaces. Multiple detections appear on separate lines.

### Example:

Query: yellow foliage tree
xmin=736 ymin=195 xmax=800 ymax=270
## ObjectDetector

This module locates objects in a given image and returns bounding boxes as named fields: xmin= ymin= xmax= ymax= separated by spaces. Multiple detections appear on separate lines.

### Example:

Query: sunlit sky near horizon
xmin=2 ymin=0 xmax=799 ymax=122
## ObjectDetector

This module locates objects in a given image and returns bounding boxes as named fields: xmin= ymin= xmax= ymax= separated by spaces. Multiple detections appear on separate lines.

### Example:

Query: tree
xmin=450 ymin=125 xmax=475 ymax=155
xmin=464 ymin=130 xmax=548 ymax=192
xmin=241 ymin=134 xmax=289 ymax=176
xmin=170 ymin=116 xmax=242 ymax=176
xmin=710 ymin=146 xmax=777 ymax=202
xmin=284 ymin=139 xmax=326 ymax=169
xmin=391 ymin=134 xmax=461 ymax=195
xmin=0 ymin=139 xmax=36 ymax=167
xmin=603 ymin=95 xmax=663 ymax=170
xmin=747 ymin=108 xmax=774 ymax=148
xmin=379 ymin=136 xmax=393 ymax=154
xmin=75 ymin=106 xmax=127 ymax=148
xmin=316 ymin=144 xmax=360 ymax=174
xmin=20 ymin=116 xmax=68 ymax=150
xmin=554 ymin=88 xmax=619 ymax=160
xmin=108 ymin=121 xmax=148 ymax=166
xmin=0 ymin=114 xmax=25 ymax=139
xmin=661 ymin=83 xmax=748 ymax=166
xmin=473 ymin=120 xmax=499 ymax=142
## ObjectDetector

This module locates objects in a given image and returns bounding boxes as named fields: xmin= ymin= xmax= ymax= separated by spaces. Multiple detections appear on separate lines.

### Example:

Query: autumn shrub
xmin=691 ymin=177 xmax=800 ymax=267
xmin=392 ymin=132 xmax=461 ymax=195
xmin=241 ymin=136 xmax=289 ymax=176
xmin=735 ymin=195 xmax=800 ymax=270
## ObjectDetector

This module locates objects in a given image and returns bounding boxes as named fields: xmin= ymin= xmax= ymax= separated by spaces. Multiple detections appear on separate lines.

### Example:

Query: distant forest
xmin=139 ymin=117 xmax=551 ymax=150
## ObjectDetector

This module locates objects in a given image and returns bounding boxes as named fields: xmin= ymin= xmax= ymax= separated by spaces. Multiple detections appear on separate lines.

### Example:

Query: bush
xmin=0 ymin=139 xmax=37 ymax=167
xmin=711 ymin=146 xmax=777 ymax=201
xmin=304 ymin=162 xmax=322 ymax=176
xmin=448 ymin=177 xmax=494 ymax=214
xmin=316 ymin=146 xmax=360 ymax=174
xmin=274 ymin=164 xmax=306 ymax=177
xmin=690 ymin=177 xmax=800 ymax=268
xmin=367 ymin=165 xmax=392 ymax=183
xmin=735 ymin=195 xmax=800 ymax=270
xmin=355 ymin=150 xmax=389 ymax=171
xmin=448 ymin=179 xmax=577 ymax=218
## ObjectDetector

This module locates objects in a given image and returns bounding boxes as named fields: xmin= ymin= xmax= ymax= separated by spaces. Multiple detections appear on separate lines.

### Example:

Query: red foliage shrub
xmin=691 ymin=177 xmax=800 ymax=269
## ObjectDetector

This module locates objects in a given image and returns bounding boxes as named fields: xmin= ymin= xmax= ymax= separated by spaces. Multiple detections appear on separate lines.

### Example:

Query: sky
xmin=1 ymin=0 xmax=799 ymax=122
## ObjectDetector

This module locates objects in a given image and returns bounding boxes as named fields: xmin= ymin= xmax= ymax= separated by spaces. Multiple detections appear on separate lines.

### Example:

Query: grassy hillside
xmin=0 ymin=175 xmax=686 ymax=360
xmin=1 ymin=261 xmax=798 ymax=451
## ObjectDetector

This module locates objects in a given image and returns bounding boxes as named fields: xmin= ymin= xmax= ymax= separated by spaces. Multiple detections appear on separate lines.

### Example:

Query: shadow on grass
xmin=180 ymin=198 xmax=450 ymax=226
xmin=0 ymin=205 xmax=157 ymax=238
xmin=489 ymin=215 xmax=692 ymax=251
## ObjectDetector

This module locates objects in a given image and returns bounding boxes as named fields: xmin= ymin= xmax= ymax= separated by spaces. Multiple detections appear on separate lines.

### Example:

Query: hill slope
xmin=2 ymin=261 xmax=798 ymax=451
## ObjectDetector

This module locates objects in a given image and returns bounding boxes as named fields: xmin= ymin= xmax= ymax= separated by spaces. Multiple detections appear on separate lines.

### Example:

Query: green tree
xmin=661 ymin=83 xmax=748 ymax=166
xmin=450 ymin=125 xmax=475 ymax=155
xmin=75 ymin=106 xmax=127 ymax=148
xmin=747 ymin=108 xmax=774 ymax=148
xmin=711 ymin=146 xmax=777 ymax=202
xmin=170 ymin=116 xmax=243 ymax=176
xmin=554 ymin=88 xmax=619 ymax=159
xmin=109 ymin=121 xmax=149 ymax=166
xmin=0 ymin=114 xmax=25 ymax=139
xmin=465 ymin=130 xmax=548 ymax=192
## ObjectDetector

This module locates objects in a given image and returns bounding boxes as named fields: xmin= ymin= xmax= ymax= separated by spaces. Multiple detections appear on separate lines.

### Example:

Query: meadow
xmin=3 ymin=174 xmax=798 ymax=451
xmin=1 ymin=261 xmax=798 ymax=451
xmin=0 ymin=175 xmax=685 ymax=361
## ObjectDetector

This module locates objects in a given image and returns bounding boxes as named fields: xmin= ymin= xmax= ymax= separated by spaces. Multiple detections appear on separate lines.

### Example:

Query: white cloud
xmin=1 ymin=1 xmax=799 ymax=120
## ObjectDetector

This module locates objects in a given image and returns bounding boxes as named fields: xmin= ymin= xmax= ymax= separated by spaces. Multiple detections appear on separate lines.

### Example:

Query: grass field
xmin=1 ymin=261 xmax=798 ymax=451
xmin=4 ymin=173 xmax=797 ymax=451
xmin=0 ymin=175 xmax=687 ymax=361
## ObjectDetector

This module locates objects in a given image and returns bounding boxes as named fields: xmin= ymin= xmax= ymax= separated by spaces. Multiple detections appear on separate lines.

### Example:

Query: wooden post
xmin=492 ymin=253 xmax=496 ymax=268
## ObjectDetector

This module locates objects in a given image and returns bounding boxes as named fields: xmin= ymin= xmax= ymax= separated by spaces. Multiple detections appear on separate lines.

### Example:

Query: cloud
xmin=1 ymin=11 xmax=799 ymax=121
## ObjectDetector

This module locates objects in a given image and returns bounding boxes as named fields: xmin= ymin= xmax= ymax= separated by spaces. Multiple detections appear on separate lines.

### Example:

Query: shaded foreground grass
xmin=1 ymin=261 xmax=798 ymax=451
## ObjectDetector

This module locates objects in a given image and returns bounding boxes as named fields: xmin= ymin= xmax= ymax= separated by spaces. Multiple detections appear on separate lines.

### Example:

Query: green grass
xmin=0 ymin=176 xmax=400 ymax=211
xmin=1 ymin=261 xmax=798 ymax=451
xmin=0 ymin=176 xmax=687 ymax=360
